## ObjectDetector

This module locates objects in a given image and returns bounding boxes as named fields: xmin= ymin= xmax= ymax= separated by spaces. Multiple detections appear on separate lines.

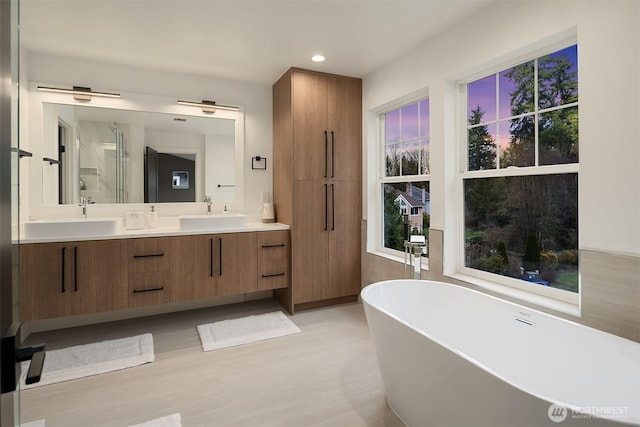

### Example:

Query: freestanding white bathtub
xmin=361 ymin=279 xmax=640 ymax=427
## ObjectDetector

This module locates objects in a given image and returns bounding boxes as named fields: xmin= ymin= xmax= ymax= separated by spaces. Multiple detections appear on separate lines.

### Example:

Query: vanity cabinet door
xmin=216 ymin=232 xmax=257 ymax=297
xmin=170 ymin=234 xmax=214 ymax=301
xmin=20 ymin=242 xmax=69 ymax=321
xmin=71 ymin=240 xmax=128 ymax=315
xmin=20 ymin=239 xmax=128 ymax=321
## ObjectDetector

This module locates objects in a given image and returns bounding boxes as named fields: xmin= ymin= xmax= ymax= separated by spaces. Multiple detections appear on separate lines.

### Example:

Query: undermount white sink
xmin=179 ymin=214 xmax=246 ymax=231
xmin=23 ymin=218 xmax=121 ymax=239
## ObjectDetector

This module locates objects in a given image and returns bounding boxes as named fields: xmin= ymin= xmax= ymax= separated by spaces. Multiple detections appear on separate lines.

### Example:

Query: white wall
xmin=24 ymin=51 xmax=273 ymax=216
xmin=363 ymin=0 xmax=640 ymax=258
xmin=205 ymin=133 xmax=236 ymax=204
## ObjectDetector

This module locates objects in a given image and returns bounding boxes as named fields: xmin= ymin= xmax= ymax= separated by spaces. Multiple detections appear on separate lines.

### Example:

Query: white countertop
xmin=19 ymin=221 xmax=290 ymax=244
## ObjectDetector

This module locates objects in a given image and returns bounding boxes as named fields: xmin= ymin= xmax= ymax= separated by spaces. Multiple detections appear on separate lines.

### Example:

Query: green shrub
xmin=558 ymin=249 xmax=579 ymax=266
xmin=471 ymin=254 xmax=507 ymax=274
xmin=541 ymin=250 xmax=559 ymax=270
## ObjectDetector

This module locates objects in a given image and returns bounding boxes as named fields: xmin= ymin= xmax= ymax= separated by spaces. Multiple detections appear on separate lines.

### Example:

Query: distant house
xmin=394 ymin=184 xmax=430 ymax=232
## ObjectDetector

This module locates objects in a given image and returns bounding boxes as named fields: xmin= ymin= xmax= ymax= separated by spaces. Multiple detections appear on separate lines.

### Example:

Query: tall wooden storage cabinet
xmin=273 ymin=68 xmax=362 ymax=313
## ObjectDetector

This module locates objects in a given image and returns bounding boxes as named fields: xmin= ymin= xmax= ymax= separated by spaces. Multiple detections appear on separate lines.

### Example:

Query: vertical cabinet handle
xmin=331 ymin=131 xmax=335 ymax=178
xmin=324 ymin=184 xmax=328 ymax=231
xmin=61 ymin=247 xmax=66 ymax=293
xmin=324 ymin=131 xmax=328 ymax=178
xmin=218 ymin=238 xmax=222 ymax=276
xmin=209 ymin=238 xmax=214 ymax=277
xmin=331 ymin=184 xmax=335 ymax=231
xmin=73 ymin=246 xmax=78 ymax=292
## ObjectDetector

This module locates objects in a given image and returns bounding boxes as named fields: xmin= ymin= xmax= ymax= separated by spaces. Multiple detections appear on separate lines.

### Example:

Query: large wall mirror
xmin=28 ymin=84 xmax=245 ymax=215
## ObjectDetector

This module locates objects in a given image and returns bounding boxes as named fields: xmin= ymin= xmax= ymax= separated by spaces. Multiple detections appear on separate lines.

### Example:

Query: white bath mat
xmin=21 ymin=420 xmax=45 ymax=427
xmin=128 ymin=413 xmax=181 ymax=427
xmin=21 ymin=333 xmax=154 ymax=388
xmin=197 ymin=311 xmax=300 ymax=352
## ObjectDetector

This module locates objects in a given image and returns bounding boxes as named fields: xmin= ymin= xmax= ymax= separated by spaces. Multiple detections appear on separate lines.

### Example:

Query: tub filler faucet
xmin=204 ymin=195 xmax=212 ymax=215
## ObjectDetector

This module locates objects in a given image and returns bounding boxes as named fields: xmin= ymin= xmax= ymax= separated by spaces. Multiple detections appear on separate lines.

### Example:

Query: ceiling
xmin=20 ymin=0 xmax=496 ymax=86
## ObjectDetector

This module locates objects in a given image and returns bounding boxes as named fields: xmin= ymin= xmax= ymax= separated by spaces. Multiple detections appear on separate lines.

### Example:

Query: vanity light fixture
xmin=177 ymin=100 xmax=240 ymax=113
xmin=37 ymin=85 xmax=121 ymax=101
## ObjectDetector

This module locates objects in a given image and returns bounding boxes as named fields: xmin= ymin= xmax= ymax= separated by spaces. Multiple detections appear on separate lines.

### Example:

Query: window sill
xmin=444 ymin=272 xmax=580 ymax=317
xmin=368 ymin=249 xmax=430 ymax=271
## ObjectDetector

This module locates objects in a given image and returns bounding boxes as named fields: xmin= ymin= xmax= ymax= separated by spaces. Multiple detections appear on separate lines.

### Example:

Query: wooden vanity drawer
xmin=128 ymin=237 xmax=171 ymax=273
xmin=257 ymin=231 xmax=289 ymax=291
xmin=258 ymin=231 xmax=289 ymax=255
xmin=258 ymin=259 xmax=289 ymax=291
xmin=128 ymin=271 xmax=170 ymax=307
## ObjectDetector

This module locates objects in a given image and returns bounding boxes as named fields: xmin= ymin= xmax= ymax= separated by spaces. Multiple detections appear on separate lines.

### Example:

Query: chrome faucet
xmin=79 ymin=197 xmax=88 ymax=218
xmin=204 ymin=195 xmax=212 ymax=215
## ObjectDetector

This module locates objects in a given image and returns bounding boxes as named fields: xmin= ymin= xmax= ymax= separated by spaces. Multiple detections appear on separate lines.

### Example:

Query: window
xmin=461 ymin=44 xmax=579 ymax=294
xmin=381 ymin=98 xmax=430 ymax=254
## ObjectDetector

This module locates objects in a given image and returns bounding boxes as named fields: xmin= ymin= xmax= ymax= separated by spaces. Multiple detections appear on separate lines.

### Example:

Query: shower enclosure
xmin=76 ymin=120 xmax=128 ymax=204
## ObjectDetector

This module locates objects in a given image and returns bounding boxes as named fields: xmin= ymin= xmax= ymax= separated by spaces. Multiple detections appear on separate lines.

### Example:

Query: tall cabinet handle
xmin=61 ymin=247 xmax=66 ymax=293
xmin=324 ymin=184 xmax=328 ymax=231
xmin=218 ymin=238 xmax=222 ymax=276
xmin=209 ymin=238 xmax=214 ymax=277
xmin=324 ymin=131 xmax=328 ymax=178
xmin=73 ymin=246 xmax=78 ymax=292
xmin=331 ymin=184 xmax=335 ymax=231
xmin=331 ymin=131 xmax=335 ymax=178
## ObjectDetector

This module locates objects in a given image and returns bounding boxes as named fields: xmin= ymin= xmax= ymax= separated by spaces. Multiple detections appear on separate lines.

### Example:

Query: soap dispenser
xmin=148 ymin=205 xmax=158 ymax=228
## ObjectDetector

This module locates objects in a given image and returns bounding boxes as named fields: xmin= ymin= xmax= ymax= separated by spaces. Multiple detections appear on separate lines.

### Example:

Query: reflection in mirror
xmin=42 ymin=103 xmax=236 ymax=204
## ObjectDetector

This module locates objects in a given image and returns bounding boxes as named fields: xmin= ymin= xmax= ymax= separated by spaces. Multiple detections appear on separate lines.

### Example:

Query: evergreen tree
xmin=468 ymin=106 xmax=496 ymax=170
xmin=503 ymin=53 xmax=578 ymax=167
xmin=497 ymin=241 xmax=509 ymax=266
xmin=523 ymin=233 xmax=541 ymax=271
xmin=383 ymin=186 xmax=405 ymax=251
xmin=501 ymin=61 xmax=535 ymax=168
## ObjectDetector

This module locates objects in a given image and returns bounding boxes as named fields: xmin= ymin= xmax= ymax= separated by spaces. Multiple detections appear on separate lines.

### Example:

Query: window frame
xmin=452 ymin=39 xmax=580 ymax=313
xmin=377 ymin=95 xmax=431 ymax=261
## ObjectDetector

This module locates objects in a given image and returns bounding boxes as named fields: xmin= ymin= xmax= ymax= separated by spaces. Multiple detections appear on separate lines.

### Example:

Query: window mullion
xmin=398 ymin=109 xmax=403 ymax=176
xmin=534 ymin=57 xmax=539 ymax=167
xmin=417 ymin=101 xmax=422 ymax=174
xmin=379 ymin=115 xmax=385 ymax=179
xmin=495 ymin=73 xmax=501 ymax=170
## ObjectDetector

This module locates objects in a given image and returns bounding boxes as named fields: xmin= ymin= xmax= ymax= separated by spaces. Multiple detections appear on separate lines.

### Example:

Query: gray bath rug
xmin=197 ymin=311 xmax=300 ymax=352
xmin=21 ymin=333 xmax=154 ymax=388
xmin=128 ymin=413 xmax=181 ymax=427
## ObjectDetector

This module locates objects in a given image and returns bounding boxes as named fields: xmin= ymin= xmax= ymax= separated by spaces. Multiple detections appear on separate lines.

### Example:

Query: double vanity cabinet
xmin=20 ymin=229 xmax=290 ymax=322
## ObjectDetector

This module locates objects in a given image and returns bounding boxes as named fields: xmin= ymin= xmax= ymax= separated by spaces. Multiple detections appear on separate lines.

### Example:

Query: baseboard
xmin=294 ymin=294 xmax=359 ymax=312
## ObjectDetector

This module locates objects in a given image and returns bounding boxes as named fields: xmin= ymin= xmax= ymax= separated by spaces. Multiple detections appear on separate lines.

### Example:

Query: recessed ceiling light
xmin=311 ymin=54 xmax=325 ymax=63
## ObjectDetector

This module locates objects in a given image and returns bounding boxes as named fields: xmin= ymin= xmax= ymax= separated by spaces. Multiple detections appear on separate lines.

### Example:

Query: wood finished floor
xmin=20 ymin=299 xmax=405 ymax=427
